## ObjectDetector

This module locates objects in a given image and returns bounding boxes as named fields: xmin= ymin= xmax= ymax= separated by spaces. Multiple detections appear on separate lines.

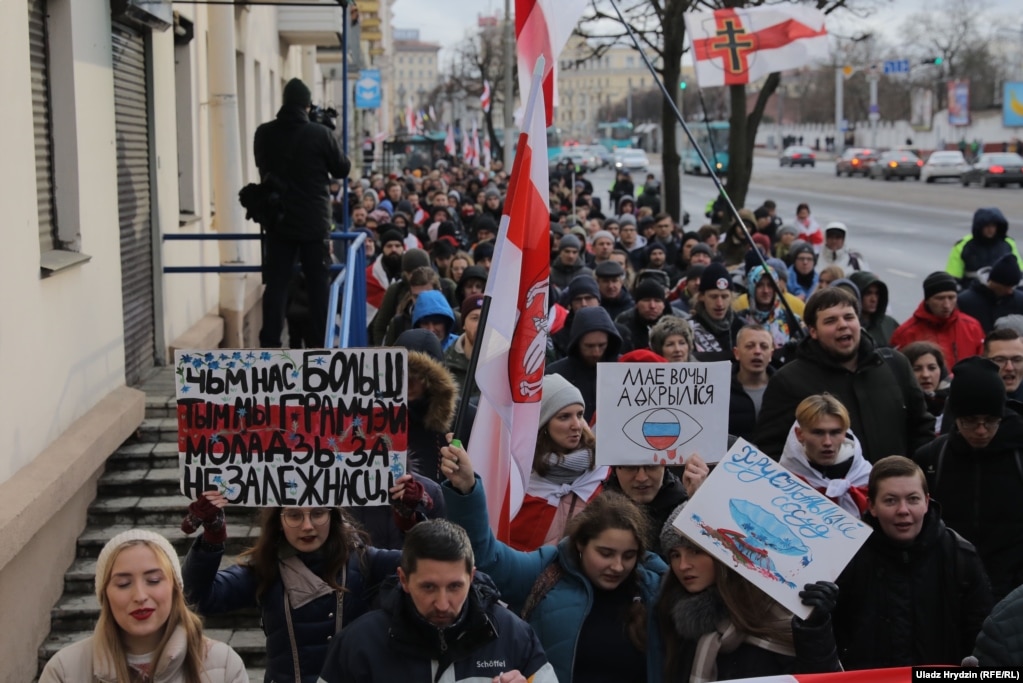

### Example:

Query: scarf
xmin=526 ymin=461 xmax=609 ymax=506
xmin=779 ymin=423 xmax=871 ymax=516
xmin=695 ymin=302 xmax=735 ymax=334
xmin=745 ymin=266 xmax=795 ymax=346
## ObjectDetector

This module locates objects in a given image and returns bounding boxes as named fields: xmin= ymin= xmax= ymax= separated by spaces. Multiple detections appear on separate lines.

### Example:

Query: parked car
xmin=615 ymin=148 xmax=650 ymax=172
xmin=921 ymin=150 xmax=970 ymax=183
xmin=869 ymin=150 xmax=923 ymax=181
xmin=779 ymin=145 xmax=816 ymax=167
xmin=585 ymin=145 xmax=613 ymax=168
xmin=961 ymin=153 xmax=1023 ymax=188
xmin=835 ymin=147 xmax=877 ymax=177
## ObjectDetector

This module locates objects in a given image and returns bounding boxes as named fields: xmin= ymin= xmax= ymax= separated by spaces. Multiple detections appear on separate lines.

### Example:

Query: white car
xmin=921 ymin=150 xmax=970 ymax=183
xmin=615 ymin=148 xmax=650 ymax=171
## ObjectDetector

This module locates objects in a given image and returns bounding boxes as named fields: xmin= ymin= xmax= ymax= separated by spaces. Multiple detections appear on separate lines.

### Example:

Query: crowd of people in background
xmin=41 ymin=81 xmax=1023 ymax=681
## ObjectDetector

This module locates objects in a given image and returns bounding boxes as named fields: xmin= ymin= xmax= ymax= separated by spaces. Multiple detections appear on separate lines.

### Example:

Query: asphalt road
xmin=586 ymin=155 xmax=1023 ymax=321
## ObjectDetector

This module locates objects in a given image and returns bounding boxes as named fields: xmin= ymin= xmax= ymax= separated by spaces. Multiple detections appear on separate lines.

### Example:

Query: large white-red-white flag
xmin=516 ymin=0 xmax=589 ymax=126
xmin=469 ymin=59 xmax=550 ymax=542
xmin=721 ymin=668 xmax=912 ymax=683
xmin=685 ymin=6 xmax=829 ymax=88
xmin=405 ymin=98 xmax=415 ymax=133
xmin=481 ymin=80 xmax=492 ymax=113
xmin=471 ymin=119 xmax=482 ymax=168
xmin=444 ymin=123 xmax=456 ymax=157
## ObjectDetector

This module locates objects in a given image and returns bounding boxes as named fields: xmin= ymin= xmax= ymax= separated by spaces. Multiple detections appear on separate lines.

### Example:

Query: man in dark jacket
xmin=595 ymin=260 xmax=634 ymax=320
xmin=947 ymin=206 xmax=1023 ymax=286
xmin=318 ymin=520 xmax=556 ymax=683
xmin=549 ymin=234 xmax=593 ymax=290
xmin=614 ymin=279 xmax=680 ymax=351
xmin=254 ymin=78 xmax=350 ymax=347
xmin=754 ymin=287 xmax=935 ymax=462
xmin=729 ymin=325 xmax=774 ymax=441
xmin=915 ymin=356 xmax=1023 ymax=600
xmin=546 ymin=306 xmax=622 ymax=422
xmin=691 ymin=262 xmax=746 ymax=362
xmin=848 ymin=271 xmax=899 ymax=347
xmin=957 ymin=254 xmax=1023 ymax=332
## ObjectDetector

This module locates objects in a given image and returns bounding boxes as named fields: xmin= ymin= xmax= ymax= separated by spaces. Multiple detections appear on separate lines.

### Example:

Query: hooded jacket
xmin=848 ymin=271 xmax=899 ymax=347
xmin=253 ymin=105 xmax=350 ymax=241
xmin=546 ymin=306 xmax=623 ymax=422
xmin=833 ymin=504 xmax=993 ymax=668
xmin=754 ymin=335 xmax=935 ymax=462
xmin=737 ymin=265 xmax=803 ymax=348
xmin=957 ymin=277 xmax=1023 ymax=333
xmin=817 ymin=223 xmax=867 ymax=276
xmin=318 ymin=573 xmax=557 ymax=683
xmin=890 ymin=300 xmax=984 ymax=367
xmin=915 ymin=404 xmax=1023 ymax=600
xmin=947 ymin=207 xmax=1022 ymax=284
xmin=405 ymin=350 xmax=458 ymax=483
xmin=601 ymin=286 xmax=636 ymax=321
xmin=410 ymin=290 xmax=458 ymax=351
xmin=973 ymin=583 xmax=1023 ymax=666
xmin=786 ymin=242 xmax=819 ymax=300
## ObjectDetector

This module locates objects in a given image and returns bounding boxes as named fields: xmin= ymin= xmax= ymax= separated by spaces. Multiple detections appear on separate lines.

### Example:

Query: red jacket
xmin=890 ymin=301 xmax=984 ymax=367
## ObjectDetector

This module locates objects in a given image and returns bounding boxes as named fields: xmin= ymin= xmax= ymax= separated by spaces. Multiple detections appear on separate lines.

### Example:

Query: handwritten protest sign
xmin=175 ymin=348 xmax=407 ymax=507
xmin=595 ymin=361 xmax=731 ymax=466
xmin=673 ymin=438 xmax=871 ymax=619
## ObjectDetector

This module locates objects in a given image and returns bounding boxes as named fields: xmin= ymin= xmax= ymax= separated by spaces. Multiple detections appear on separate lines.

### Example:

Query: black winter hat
xmin=474 ymin=214 xmax=499 ymax=237
xmin=458 ymin=265 xmax=488 ymax=288
xmin=473 ymin=241 xmax=495 ymax=262
xmin=699 ymin=262 xmax=732 ymax=293
xmin=566 ymin=275 xmax=600 ymax=303
xmin=394 ymin=329 xmax=444 ymax=363
xmin=989 ymin=254 xmax=1022 ymax=287
xmin=633 ymin=278 xmax=666 ymax=302
xmin=948 ymin=357 xmax=1006 ymax=419
xmin=789 ymin=241 xmax=815 ymax=264
xmin=283 ymin=78 xmax=312 ymax=108
xmin=923 ymin=271 xmax=958 ymax=300
xmin=379 ymin=229 xmax=405 ymax=248
xmin=690 ymin=243 xmax=713 ymax=259
xmin=401 ymin=248 xmax=431 ymax=272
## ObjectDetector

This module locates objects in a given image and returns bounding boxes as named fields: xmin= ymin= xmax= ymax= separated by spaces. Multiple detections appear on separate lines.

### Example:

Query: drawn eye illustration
xmin=621 ymin=407 xmax=703 ymax=452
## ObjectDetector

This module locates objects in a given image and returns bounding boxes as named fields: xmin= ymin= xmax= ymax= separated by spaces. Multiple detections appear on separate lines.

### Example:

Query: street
xmin=586 ymin=154 xmax=1023 ymax=321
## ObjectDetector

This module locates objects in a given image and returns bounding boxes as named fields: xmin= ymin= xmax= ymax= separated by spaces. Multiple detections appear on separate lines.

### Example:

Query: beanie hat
xmin=754 ymin=207 xmax=770 ymax=220
xmin=396 ymin=200 xmax=414 ymax=215
xmin=539 ymin=373 xmax=586 ymax=427
xmin=777 ymin=224 xmax=800 ymax=239
xmin=430 ymin=239 xmax=456 ymax=259
xmin=618 ymin=214 xmax=637 ymax=227
xmin=459 ymin=265 xmax=488 ymax=288
xmin=699 ymin=262 xmax=732 ymax=293
xmin=566 ymin=275 xmax=600 ymax=302
xmin=473 ymin=214 xmax=499 ymax=237
xmin=685 ymin=263 xmax=707 ymax=281
xmin=283 ymin=78 xmax=312 ymax=108
xmin=766 ymin=258 xmax=789 ymax=281
xmin=473 ymin=241 xmax=495 ymax=262
xmin=660 ymin=503 xmax=694 ymax=557
xmin=690 ymin=243 xmax=713 ymax=259
xmin=484 ymin=186 xmax=501 ymax=199
xmin=619 ymin=349 xmax=666 ymax=363
xmin=592 ymin=230 xmax=615 ymax=244
xmin=646 ymin=241 xmax=667 ymax=256
xmin=832 ymin=278 xmax=861 ymax=304
xmin=789 ymin=241 xmax=815 ymax=264
xmin=948 ymin=357 xmax=1006 ymax=419
xmin=401 ymin=248 xmax=431 ymax=273
xmin=559 ymin=234 xmax=582 ymax=252
xmin=752 ymin=233 xmax=772 ymax=254
xmin=460 ymin=294 xmax=485 ymax=320
xmin=379 ymin=229 xmax=405 ymax=248
xmin=96 ymin=530 xmax=183 ymax=599
xmin=989 ymin=254 xmax=1022 ymax=287
xmin=634 ymin=278 xmax=666 ymax=302
xmin=569 ymin=225 xmax=588 ymax=240
xmin=394 ymin=328 xmax=444 ymax=363
xmin=923 ymin=271 xmax=958 ymax=300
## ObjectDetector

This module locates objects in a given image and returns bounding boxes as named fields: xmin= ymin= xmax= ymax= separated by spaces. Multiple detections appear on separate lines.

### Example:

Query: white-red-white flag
xmin=481 ymin=80 xmax=492 ymax=113
xmin=462 ymin=127 xmax=473 ymax=165
xmin=444 ymin=123 xmax=456 ymax=156
xmin=685 ymin=6 xmax=829 ymax=88
xmin=405 ymin=98 xmax=415 ymax=133
xmin=516 ymin=0 xmax=588 ymax=126
xmin=471 ymin=119 xmax=482 ymax=168
xmin=469 ymin=59 xmax=550 ymax=542
xmin=482 ymin=130 xmax=492 ymax=169
xmin=718 ymin=668 xmax=912 ymax=683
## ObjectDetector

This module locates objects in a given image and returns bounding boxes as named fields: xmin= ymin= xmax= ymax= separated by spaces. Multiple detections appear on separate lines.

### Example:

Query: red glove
xmin=181 ymin=495 xmax=227 ymax=545
xmin=392 ymin=479 xmax=433 ymax=532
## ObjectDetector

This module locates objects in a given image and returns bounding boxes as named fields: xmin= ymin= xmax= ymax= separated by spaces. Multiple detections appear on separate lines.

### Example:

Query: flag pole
xmin=607 ymin=0 xmax=803 ymax=342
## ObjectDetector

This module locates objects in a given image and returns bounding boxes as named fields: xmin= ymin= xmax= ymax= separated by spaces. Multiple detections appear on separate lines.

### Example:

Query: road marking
xmin=887 ymin=268 xmax=917 ymax=279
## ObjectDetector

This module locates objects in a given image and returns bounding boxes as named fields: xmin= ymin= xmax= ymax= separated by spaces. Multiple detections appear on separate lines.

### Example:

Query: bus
xmin=680 ymin=120 xmax=730 ymax=175
xmin=547 ymin=126 xmax=566 ymax=160
xmin=597 ymin=120 xmax=635 ymax=151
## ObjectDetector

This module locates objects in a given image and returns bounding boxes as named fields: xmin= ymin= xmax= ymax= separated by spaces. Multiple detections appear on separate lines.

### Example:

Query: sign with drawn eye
xmin=595 ymin=361 xmax=731 ymax=466
xmin=673 ymin=438 xmax=871 ymax=619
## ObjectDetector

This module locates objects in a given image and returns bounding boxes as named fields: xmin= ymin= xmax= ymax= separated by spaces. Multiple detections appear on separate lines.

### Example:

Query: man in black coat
xmin=546 ymin=306 xmax=622 ymax=422
xmin=254 ymin=78 xmax=350 ymax=347
xmin=957 ymin=254 xmax=1023 ymax=332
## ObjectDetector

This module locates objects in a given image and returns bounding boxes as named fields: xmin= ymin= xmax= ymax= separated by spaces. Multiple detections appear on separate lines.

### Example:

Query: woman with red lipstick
xmin=40 ymin=529 xmax=247 ymax=683
xmin=181 ymin=494 xmax=402 ymax=683
xmin=656 ymin=504 xmax=842 ymax=682
xmin=901 ymin=341 xmax=950 ymax=425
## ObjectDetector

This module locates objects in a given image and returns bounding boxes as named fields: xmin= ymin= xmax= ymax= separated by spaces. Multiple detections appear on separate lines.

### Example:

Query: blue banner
xmin=355 ymin=70 xmax=381 ymax=110
xmin=1005 ymin=82 xmax=1023 ymax=127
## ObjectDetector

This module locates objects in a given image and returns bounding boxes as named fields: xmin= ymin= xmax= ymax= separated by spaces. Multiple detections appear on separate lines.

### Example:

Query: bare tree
xmin=447 ymin=24 xmax=517 ymax=159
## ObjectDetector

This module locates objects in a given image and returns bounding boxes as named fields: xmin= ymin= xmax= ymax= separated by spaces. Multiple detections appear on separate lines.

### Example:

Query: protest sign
xmin=595 ymin=361 xmax=731 ymax=466
xmin=175 ymin=348 xmax=407 ymax=507
xmin=673 ymin=438 xmax=872 ymax=619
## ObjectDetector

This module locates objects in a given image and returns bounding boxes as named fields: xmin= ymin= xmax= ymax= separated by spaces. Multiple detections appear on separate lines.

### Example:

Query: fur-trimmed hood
xmin=407 ymin=351 xmax=457 ymax=433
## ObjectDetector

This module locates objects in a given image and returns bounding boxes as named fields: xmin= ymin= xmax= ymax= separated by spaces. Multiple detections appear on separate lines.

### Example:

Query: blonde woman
xmin=40 ymin=529 xmax=247 ymax=683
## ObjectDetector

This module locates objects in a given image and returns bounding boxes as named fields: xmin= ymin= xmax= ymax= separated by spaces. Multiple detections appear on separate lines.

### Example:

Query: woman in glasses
xmin=181 ymin=489 xmax=406 ymax=683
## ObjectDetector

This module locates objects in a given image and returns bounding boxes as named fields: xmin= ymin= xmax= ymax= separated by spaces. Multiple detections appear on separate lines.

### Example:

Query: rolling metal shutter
xmin=29 ymin=0 xmax=56 ymax=253
xmin=112 ymin=20 xmax=155 ymax=385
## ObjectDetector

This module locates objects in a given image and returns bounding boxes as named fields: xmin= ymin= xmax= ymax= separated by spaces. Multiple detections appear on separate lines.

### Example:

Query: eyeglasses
xmin=957 ymin=417 xmax=1002 ymax=430
xmin=989 ymin=356 xmax=1023 ymax=368
xmin=281 ymin=508 xmax=332 ymax=528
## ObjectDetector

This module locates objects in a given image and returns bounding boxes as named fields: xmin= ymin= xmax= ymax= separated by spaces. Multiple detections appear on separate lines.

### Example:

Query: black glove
xmin=798 ymin=581 xmax=838 ymax=626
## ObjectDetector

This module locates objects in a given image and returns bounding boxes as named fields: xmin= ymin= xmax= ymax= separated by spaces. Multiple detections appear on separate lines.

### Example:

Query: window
xmin=174 ymin=35 xmax=198 ymax=214
xmin=29 ymin=0 xmax=57 ymax=254
xmin=627 ymin=56 xmax=635 ymax=67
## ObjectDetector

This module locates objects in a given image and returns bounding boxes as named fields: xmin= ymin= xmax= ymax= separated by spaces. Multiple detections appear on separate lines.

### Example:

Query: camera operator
xmin=253 ymin=77 xmax=350 ymax=348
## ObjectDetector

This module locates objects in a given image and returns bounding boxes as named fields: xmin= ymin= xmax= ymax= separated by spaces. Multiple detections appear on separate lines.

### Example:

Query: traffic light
xmin=923 ymin=56 xmax=944 ymax=65
xmin=680 ymin=81 xmax=687 ymax=90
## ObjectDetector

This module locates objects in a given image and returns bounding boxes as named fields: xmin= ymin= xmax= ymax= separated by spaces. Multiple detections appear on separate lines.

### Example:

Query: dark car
xmin=961 ymin=153 xmax=1023 ymax=188
xmin=835 ymin=147 xmax=878 ymax=177
xmin=780 ymin=145 xmax=816 ymax=167
xmin=869 ymin=150 xmax=923 ymax=180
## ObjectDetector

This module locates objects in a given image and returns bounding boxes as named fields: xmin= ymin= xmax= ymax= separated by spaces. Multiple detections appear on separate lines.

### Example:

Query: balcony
xmin=276 ymin=1 xmax=345 ymax=46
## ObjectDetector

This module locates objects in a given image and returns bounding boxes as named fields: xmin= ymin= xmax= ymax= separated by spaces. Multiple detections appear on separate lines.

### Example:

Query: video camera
xmin=310 ymin=104 xmax=338 ymax=130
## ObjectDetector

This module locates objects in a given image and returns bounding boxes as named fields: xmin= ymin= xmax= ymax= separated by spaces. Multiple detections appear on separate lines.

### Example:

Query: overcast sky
xmin=390 ymin=0 xmax=1021 ymax=67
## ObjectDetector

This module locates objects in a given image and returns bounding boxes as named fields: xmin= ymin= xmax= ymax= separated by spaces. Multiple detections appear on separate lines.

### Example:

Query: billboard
xmin=947 ymin=80 xmax=970 ymax=126
xmin=1004 ymin=82 xmax=1023 ymax=127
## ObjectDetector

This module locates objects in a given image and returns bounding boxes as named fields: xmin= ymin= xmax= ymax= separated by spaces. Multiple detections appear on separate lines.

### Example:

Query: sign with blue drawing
xmin=355 ymin=69 xmax=382 ymax=109
xmin=595 ymin=361 xmax=731 ymax=466
xmin=1004 ymin=82 xmax=1023 ymax=127
xmin=174 ymin=348 xmax=407 ymax=507
xmin=673 ymin=438 xmax=872 ymax=619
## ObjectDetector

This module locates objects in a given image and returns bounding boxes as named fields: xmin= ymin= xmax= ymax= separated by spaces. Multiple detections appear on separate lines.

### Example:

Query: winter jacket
xmin=443 ymin=334 xmax=478 ymax=399
xmin=914 ymin=405 xmax=1023 ymax=600
xmin=253 ymin=105 xmax=350 ymax=241
xmin=816 ymin=224 xmax=868 ymax=276
xmin=754 ymin=335 xmax=935 ymax=463
xmin=604 ymin=469 xmax=688 ymax=555
xmin=317 ymin=574 xmax=557 ymax=683
xmin=410 ymin=290 xmax=457 ymax=351
xmin=728 ymin=365 xmax=773 ymax=443
xmin=973 ymin=583 xmax=1023 ymax=666
xmin=510 ymin=462 xmax=608 ymax=551
xmin=946 ymin=207 xmax=1023 ymax=285
xmin=550 ymin=258 xmax=594 ymax=291
xmin=546 ymin=306 xmax=623 ymax=422
xmin=38 ymin=627 xmax=248 ymax=683
xmin=442 ymin=476 xmax=667 ymax=683
xmin=736 ymin=265 xmax=804 ymax=348
xmin=833 ymin=505 xmax=993 ymax=668
xmin=182 ymin=541 xmax=400 ymax=683
xmin=615 ymin=306 xmax=680 ymax=351
xmin=690 ymin=304 xmax=746 ymax=363
xmin=787 ymin=267 xmax=819 ymax=301
xmin=890 ymin=300 xmax=985 ymax=367
xmin=343 ymin=473 xmax=447 ymax=550
xmin=848 ymin=272 xmax=900 ymax=347
xmin=372 ymin=278 xmax=458 ymax=346
xmin=602 ymin=288 xmax=636 ymax=322
xmin=405 ymin=350 xmax=458 ymax=483
xmin=957 ymin=278 xmax=1023 ymax=333
xmin=795 ymin=216 xmax=823 ymax=251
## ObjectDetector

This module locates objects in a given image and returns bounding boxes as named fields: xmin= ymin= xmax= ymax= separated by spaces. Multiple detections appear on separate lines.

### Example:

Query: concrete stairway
xmin=37 ymin=368 xmax=267 ymax=681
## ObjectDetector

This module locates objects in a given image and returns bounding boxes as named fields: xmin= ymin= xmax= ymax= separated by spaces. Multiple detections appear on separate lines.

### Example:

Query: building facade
xmin=391 ymin=29 xmax=442 ymax=131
